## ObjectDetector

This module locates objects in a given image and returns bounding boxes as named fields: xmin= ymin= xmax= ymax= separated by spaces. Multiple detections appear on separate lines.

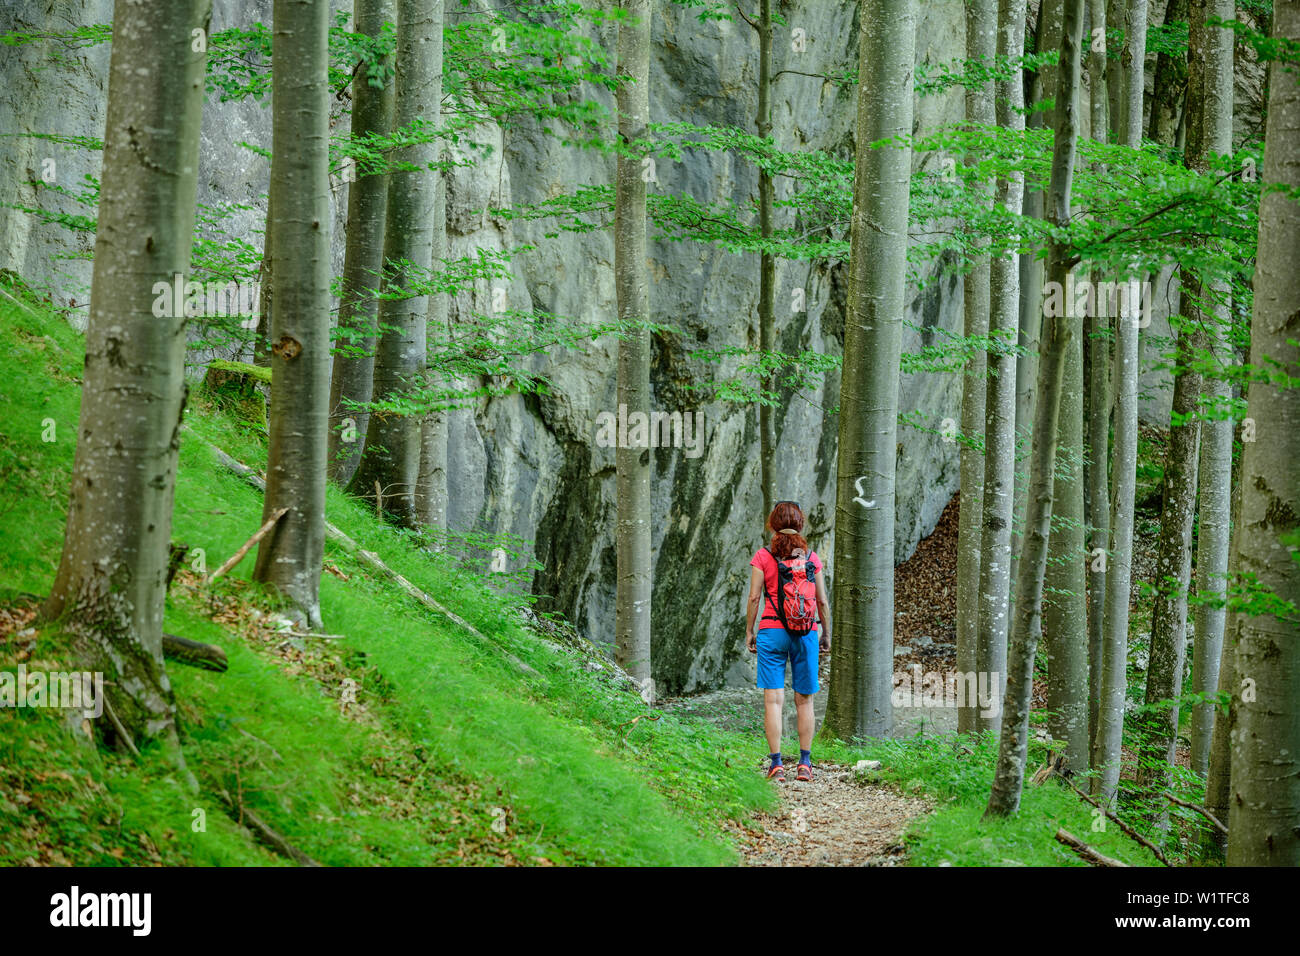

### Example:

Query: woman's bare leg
xmin=794 ymin=692 xmax=815 ymax=753
xmin=764 ymin=688 xmax=784 ymax=755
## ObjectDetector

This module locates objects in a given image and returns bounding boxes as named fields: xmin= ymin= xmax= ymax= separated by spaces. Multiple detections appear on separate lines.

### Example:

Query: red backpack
xmin=764 ymin=548 xmax=819 ymax=636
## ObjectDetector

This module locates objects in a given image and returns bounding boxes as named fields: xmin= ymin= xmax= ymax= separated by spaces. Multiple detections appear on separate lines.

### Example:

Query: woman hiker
xmin=745 ymin=500 xmax=831 ymax=782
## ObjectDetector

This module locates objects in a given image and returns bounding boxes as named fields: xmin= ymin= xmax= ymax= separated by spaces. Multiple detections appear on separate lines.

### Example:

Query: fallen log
xmin=190 ymin=430 xmax=538 ymax=678
xmin=162 ymin=633 xmax=228 ymax=672
xmin=1055 ymin=828 xmax=1130 ymax=867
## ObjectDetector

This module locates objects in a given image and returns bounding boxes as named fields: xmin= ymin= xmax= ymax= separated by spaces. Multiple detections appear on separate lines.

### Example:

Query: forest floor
xmin=730 ymin=764 xmax=929 ymax=866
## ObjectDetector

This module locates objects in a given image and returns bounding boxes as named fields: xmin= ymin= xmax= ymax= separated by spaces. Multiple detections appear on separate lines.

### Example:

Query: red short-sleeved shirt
xmin=751 ymin=548 xmax=822 ymax=630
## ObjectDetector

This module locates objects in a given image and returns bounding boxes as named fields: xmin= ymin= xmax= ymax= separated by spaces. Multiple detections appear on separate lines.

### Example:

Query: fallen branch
xmin=190 ymin=430 xmax=538 ymax=678
xmin=617 ymin=714 xmax=662 ymax=731
xmin=1165 ymin=793 xmax=1228 ymax=836
xmin=1055 ymin=828 xmax=1129 ymax=867
xmin=216 ymin=787 xmax=321 ymax=867
xmin=207 ymin=507 xmax=289 ymax=583
xmin=100 ymin=695 xmax=142 ymax=762
xmin=1061 ymin=775 xmax=1170 ymax=866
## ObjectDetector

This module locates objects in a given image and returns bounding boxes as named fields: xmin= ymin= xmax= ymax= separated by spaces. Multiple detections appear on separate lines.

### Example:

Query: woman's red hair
xmin=767 ymin=501 xmax=809 ymax=560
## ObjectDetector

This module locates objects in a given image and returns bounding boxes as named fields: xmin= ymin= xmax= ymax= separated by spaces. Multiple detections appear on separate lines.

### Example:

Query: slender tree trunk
xmin=42 ymin=0 xmax=211 ymax=750
xmin=986 ymin=0 xmax=1084 ymax=817
xmin=614 ymin=0 xmax=652 ymax=690
xmin=254 ymin=191 xmax=273 ymax=369
xmin=328 ymin=0 xmax=396 ymax=486
xmin=1014 ymin=0 xmax=1061 ymax=581
xmin=1106 ymin=0 xmax=1124 ymax=141
xmin=1085 ymin=0 xmax=1112 ymax=757
xmin=416 ymin=168 xmax=449 ymax=532
xmin=1186 ymin=0 xmax=1234 ymax=776
xmin=1138 ymin=307 xmax=1203 ymax=799
xmin=1045 ymin=327 xmax=1089 ymax=771
xmin=957 ymin=0 xmax=996 ymax=735
xmin=1147 ymin=0 xmax=1189 ymax=148
xmin=1091 ymin=0 xmax=1148 ymax=805
xmin=1227 ymin=0 xmax=1300 ymax=865
xmin=757 ymin=0 xmax=776 ymax=516
xmin=1092 ymin=281 xmax=1141 ymax=804
xmin=1204 ymin=448 xmax=1242 ymax=853
xmin=1120 ymin=0 xmax=1149 ymax=147
xmin=976 ymin=0 xmax=1027 ymax=738
xmin=348 ymin=0 xmax=441 ymax=527
xmin=252 ymin=0 xmax=332 ymax=629
xmin=820 ymin=0 xmax=917 ymax=742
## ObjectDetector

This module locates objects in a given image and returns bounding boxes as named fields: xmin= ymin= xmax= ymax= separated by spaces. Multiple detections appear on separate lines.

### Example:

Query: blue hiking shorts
xmin=756 ymin=626 xmax=820 ymax=695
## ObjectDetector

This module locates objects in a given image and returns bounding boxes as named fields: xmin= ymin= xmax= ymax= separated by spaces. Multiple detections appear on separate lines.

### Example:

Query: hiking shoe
xmin=795 ymin=763 xmax=812 ymax=782
xmin=766 ymin=763 xmax=786 ymax=783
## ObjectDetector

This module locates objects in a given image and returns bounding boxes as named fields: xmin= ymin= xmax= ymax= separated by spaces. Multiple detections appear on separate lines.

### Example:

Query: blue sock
xmin=769 ymin=751 xmax=783 ymax=767
xmin=799 ymin=749 xmax=812 ymax=767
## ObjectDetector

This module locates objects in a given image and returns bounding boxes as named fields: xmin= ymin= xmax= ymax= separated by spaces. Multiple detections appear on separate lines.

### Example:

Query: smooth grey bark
xmin=349 ymin=0 xmax=442 ymax=527
xmin=1186 ymin=0 xmax=1234 ymax=776
xmin=1119 ymin=0 xmax=1149 ymax=147
xmin=1204 ymin=470 xmax=1241 ymax=853
xmin=1106 ymin=0 xmax=1124 ymax=141
xmin=1138 ymin=314 xmax=1203 ymax=796
xmin=756 ymin=0 xmax=776 ymax=516
xmin=416 ymin=168 xmax=448 ymax=532
xmin=614 ymin=0 xmax=652 ymax=690
xmin=1085 ymin=0 xmax=1112 ymax=756
xmin=1091 ymin=0 xmax=1148 ymax=804
xmin=1092 ymin=279 xmax=1141 ymax=803
xmin=43 ymin=0 xmax=211 ymax=749
xmin=1013 ymin=0 xmax=1062 ymax=579
xmin=975 ymin=0 xmax=1027 ymax=738
xmin=1227 ymin=0 xmax=1300 ymax=865
xmin=986 ymin=0 xmax=1083 ymax=817
xmin=328 ymin=0 xmax=396 ymax=486
xmin=820 ymin=0 xmax=916 ymax=742
xmin=956 ymin=0 xmax=996 ymax=735
xmin=1044 ymin=326 xmax=1089 ymax=771
xmin=253 ymin=0 xmax=332 ymax=629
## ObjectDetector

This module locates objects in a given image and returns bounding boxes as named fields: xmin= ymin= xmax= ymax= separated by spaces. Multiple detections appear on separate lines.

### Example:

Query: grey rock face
xmin=3 ymin=0 xmax=977 ymax=693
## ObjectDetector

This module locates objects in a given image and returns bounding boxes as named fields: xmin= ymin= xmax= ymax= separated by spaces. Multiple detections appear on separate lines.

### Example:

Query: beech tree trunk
xmin=986 ymin=0 xmax=1084 ymax=817
xmin=1044 ymin=328 xmax=1089 ymax=771
xmin=328 ymin=0 xmax=396 ymax=486
xmin=1227 ymin=0 xmax=1300 ymax=865
xmin=820 ymin=0 xmax=917 ymax=742
xmin=1085 ymin=0 xmax=1111 ymax=756
xmin=757 ymin=0 xmax=776 ymax=516
xmin=252 ymin=0 xmax=333 ymax=629
xmin=1138 ymin=305 xmax=1203 ymax=797
xmin=1090 ymin=0 xmax=1148 ymax=806
xmin=42 ymin=0 xmax=211 ymax=749
xmin=956 ymin=0 xmax=996 ymax=735
xmin=416 ymin=168 xmax=449 ymax=532
xmin=614 ymin=0 xmax=653 ymax=690
xmin=1186 ymin=0 xmax=1234 ymax=776
xmin=349 ymin=0 xmax=442 ymax=527
xmin=975 ymin=0 xmax=1027 ymax=738
xmin=1013 ymin=0 xmax=1062 ymax=579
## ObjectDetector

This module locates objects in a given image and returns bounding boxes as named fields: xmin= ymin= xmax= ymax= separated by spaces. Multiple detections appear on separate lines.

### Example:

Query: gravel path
xmin=729 ymin=763 xmax=929 ymax=867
